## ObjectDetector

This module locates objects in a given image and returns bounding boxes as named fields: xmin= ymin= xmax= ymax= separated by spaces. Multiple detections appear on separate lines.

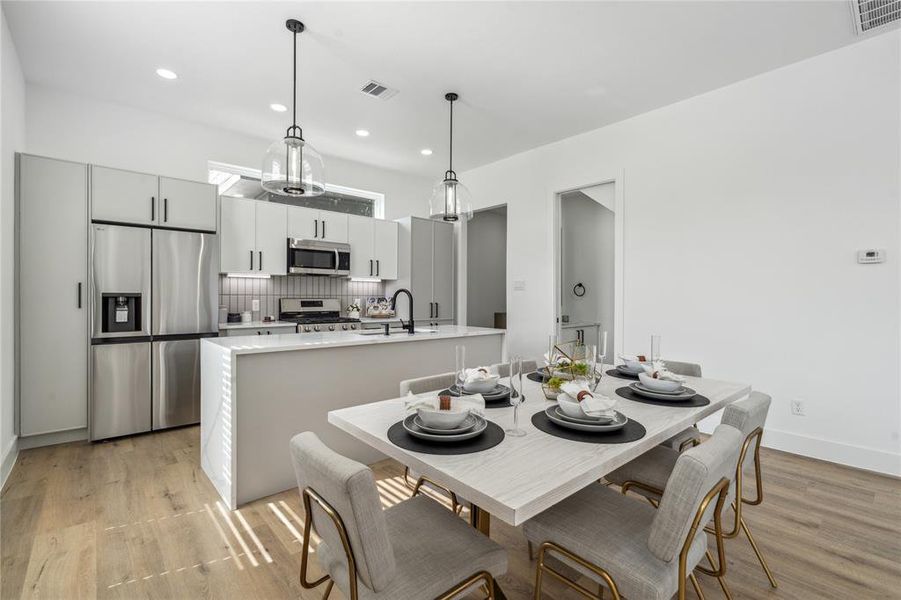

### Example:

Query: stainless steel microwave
xmin=287 ymin=239 xmax=351 ymax=276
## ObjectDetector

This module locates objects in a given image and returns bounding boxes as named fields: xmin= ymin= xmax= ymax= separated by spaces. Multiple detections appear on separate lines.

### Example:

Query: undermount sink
xmin=356 ymin=328 xmax=438 ymax=336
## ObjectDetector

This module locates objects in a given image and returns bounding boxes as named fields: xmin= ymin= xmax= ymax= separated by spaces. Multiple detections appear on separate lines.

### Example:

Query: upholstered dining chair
xmin=491 ymin=359 xmax=539 ymax=377
xmin=607 ymin=392 xmax=778 ymax=590
xmin=658 ymin=360 xmax=704 ymax=452
xmin=289 ymin=432 xmax=508 ymax=600
xmin=524 ymin=424 xmax=743 ymax=600
xmin=398 ymin=372 xmax=468 ymax=513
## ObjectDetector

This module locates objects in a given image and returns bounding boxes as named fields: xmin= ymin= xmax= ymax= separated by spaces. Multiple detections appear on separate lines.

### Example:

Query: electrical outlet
xmin=790 ymin=399 xmax=805 ymax=416
xmin=251 ymin=299 xmax=260 ymax=311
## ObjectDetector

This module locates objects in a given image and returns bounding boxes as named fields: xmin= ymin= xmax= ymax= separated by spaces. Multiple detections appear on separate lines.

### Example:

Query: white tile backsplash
xmin=219 ymin=276 xmax=384 ymax=319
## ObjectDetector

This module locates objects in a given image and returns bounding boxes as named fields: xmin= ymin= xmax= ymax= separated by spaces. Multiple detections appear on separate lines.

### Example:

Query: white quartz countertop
xmin=218 ymin=320 xmax=297 ymax=330
xmin=202 ymin=325 xmax=504 ymax=355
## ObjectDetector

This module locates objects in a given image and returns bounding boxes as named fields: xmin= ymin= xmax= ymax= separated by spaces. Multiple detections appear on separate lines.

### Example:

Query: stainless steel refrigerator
xmin=90 ymin=224 xmax=217 ymax=440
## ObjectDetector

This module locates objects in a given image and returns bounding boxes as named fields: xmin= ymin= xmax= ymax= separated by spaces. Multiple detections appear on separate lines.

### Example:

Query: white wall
xmin=462 ymin=33 xmax=901 ymax=475
xmin=24 ymin=84 xmax=432 ymax=220
xmin=467 ymin=208 xmax=507 ymax=328
xmin=0 ymin=7 xmax=26 ymax=486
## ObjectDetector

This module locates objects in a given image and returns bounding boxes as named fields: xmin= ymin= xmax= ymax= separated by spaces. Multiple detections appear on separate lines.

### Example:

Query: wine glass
xmin=650 ymin=335 xmax=662 ymax=364
xmin=506 ymin=356 xmax=527 ymax=437
xmin=579 ymin=344 xmax=599 ymax=392
xmin=455 ymin=345 xmax=466 ymax=391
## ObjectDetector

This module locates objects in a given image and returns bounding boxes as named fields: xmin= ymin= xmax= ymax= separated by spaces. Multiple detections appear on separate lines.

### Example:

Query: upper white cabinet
xmin=288 ymin=206 xmax=348 ymax=243
xmin=92 ymin=166 xmax=216 ymax=231
xmin=347 ymin=215 xmax=398 ymax=280
xmin=219 ymin=197 xmax=286 ymax=276
xmin=18 ymin=154 xmax=89 ymax=436
xmin=388 ymin=217 xmax=454 ymax=323
xmin=159 ymin=176 xmax=217 ymax=231
xmin=255 ymin=201 xmax=288 ymax=276
xmin=91 ymin=166 xmax=158 ymax=226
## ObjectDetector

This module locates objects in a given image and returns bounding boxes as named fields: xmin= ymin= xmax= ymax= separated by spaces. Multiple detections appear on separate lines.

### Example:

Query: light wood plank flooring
xmin=2 ymin=426 xmax=899 ymax=599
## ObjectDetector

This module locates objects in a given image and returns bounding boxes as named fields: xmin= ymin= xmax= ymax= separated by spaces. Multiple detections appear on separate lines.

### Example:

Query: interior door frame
xmin=551 ymin=171 xmax=625 ymax=362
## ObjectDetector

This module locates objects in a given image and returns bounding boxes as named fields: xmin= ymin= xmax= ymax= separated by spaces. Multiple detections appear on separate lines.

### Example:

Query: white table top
xmin=328 ymin=368 xmax=750 ymax=526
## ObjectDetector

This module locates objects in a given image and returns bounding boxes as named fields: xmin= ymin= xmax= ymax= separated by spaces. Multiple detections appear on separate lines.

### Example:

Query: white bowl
xmin=638 ymin=372 xmax=683 ymax=392
xmin=417 ymin=407 xmax=471 ymax=430
xmin=621 ymin=358 xmax=647 ymax=372
xmin=462 ymin=374 xmax=500 ymax=394
xmin=556 ymin=393 xmax=588 ymax=419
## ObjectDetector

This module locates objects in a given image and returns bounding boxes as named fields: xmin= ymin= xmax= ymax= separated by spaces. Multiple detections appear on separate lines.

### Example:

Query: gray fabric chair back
xmin=722 ymin=391 xmax=771 ymax=473
xmin=664 ymin=361 xmax=702 ymax=377
xmin=289 ymin=432 xmax=397 ymax=591
xmin=399 ymin=372 xmax=456 ymax=396
xmin=492 ymin=360 xmax=539 ymax=377
xmin=647 ymin=424 xmax=742 ymax=562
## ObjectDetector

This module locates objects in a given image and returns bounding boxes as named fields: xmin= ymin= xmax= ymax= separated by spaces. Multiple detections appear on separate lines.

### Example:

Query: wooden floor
xmin=2 ymin=426 xmax=900 ymax=600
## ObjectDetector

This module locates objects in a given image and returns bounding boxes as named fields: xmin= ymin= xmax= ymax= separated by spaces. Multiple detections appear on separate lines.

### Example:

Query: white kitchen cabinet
xmin=373 ymin=220 xmax=398 ymax=280
xmin=159 ymin=176 xmax=217 ymax=231
xmin=18 ymin=154 xmax=89 ymax=436
xmin=91 ymin=165 xmax=159 ymax=226
xmin=347 ymin=215 xmax=398 ymax=280
xmin=219 ymin=196 xmax=257 ymax=273
xmin=255 ymin=201 xmax=287 ymax=276
xmin=348 ymin=214 xmax=375 ymax=277
xmin=288 ymin=206 xmax=348 ymax=243
xmin=389 ymin=217 xmax=455 ymax=324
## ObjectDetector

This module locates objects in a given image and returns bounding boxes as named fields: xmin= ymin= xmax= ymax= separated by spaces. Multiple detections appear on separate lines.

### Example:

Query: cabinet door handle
xmin=151 ymin=196 xmax=155 ymax=221
xmin=77 ymin=282 xmax=82 ymax=308
xmin=369 ymin=259 xmax=373 ymax=277
xmin=314 ymin=219 xmax=319 ymax=238
xmin=376 ymin=259 xmax=380 ymax=276
xmin=322 ymin=220 xmax=326 ymax=239
xmin=163 ymin=197 xmax=168 ymax=222
xmin=435 ymin=302 xmax=439 ymax=318
xmin=258 ymin=251 xmax=263 ymax=271
xmin=250 ymin=250 xmax=254 ymax=270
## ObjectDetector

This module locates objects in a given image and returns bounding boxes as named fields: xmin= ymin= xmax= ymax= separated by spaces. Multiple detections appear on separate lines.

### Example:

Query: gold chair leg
xmin=322 ymin=580 xmax=334 ymax=599
xmin=403 ymin=466 xmax=413 ymax=488
xmin=740 ymin=516 xmax=778 ymax=588
xmin=705 ymin=551 xmax=732 ymax=600
xmin=527 ymin=541 xmax=534 ymax=560
xmin=689 ymin=573 xmax=706 ymax=599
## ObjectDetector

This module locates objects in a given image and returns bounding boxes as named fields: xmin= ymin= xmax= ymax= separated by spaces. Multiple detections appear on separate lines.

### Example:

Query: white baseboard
xmin=1 ymin=435 xmax=18 ymax=490
xmin=699 ymin=418 xmax=901 ymax=477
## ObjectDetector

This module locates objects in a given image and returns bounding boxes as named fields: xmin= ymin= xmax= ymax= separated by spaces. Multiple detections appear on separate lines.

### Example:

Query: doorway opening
xmin=466 ymin=205 xmax=507 ymax=329
xmin=555 ymin=181 xmax=621 ymax=360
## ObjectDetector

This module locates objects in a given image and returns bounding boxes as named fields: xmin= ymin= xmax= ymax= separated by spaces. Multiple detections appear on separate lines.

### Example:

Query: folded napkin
xmin=641 ymin=360 xmax=686 ymax=382
xmin=561 ymin=381 xmax=616 ymax=417
xmin=464 ymin=367 xmax=495 ymax=384
xmin=618 ymin=353 xmax=648 ymax=363
xmin=405 ymin=391 xmax=486 ymax=416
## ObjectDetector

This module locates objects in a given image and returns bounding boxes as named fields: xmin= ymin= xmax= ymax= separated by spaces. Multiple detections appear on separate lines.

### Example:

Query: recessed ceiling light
xmin=155 ymin=68 xmax=178 ymax=80
xmin=270 ymin=103 xmax=287 ymax=112
xmin=420 ymin=149 xmax=433 ymax=156
xmin=355 ymin=129 xmax=370 ymax=137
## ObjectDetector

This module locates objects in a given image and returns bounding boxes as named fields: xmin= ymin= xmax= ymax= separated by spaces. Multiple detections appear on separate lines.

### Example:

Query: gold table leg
xmin=469 ymin=503 xmax=491 ymax=537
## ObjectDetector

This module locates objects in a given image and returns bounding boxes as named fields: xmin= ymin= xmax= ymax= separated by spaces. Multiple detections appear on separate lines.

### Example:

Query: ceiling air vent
xmin=359 ymin=80 xmax=398 ymax=100
xmin=852 ymin=0 xmax=901 ymax=33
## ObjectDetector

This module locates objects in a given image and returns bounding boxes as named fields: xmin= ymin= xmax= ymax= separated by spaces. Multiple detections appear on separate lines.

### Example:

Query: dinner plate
xmin=413 ymin=413 xmax=477 ymax=435
xmin=633 ymin=382 xmax=685 ymax=396
xmin=403 ymin=413 xmax=488 ymax=442
xmin=544 ymin=407 xmax=628 ymax=433
xmin=448 ymin=383 xmax=511 ymax=402
xmin=616 ymin=364 xmax=643 ymax=376
xmin=629 ymin=382 xmax=697 ymax=401
xmin=554 ymin=406 xmax=615 ymax=425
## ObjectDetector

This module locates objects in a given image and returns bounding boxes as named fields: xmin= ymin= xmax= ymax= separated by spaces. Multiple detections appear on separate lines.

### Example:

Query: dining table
xmin=327 ymin=365 xmax=750 ymax=539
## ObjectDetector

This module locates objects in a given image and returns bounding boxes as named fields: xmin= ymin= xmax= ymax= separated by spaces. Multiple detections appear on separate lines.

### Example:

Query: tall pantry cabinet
xmin=388 ymin=217 xmax=455 ymax=327
xmin=17 ymin=154 xmax=89 ymax=437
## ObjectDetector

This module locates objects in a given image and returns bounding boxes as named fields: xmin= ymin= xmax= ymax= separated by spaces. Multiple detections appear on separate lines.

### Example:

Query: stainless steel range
xmin=279 ymin=298 xmax=360 ymax=333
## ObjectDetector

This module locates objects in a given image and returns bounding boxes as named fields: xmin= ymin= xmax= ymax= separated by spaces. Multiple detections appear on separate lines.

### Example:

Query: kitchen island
xmin=200 ymin=325 xmax=505 ymax=508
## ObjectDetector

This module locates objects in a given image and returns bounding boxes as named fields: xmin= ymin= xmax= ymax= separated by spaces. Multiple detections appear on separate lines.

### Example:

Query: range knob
xmin=303 ymin=326 xmax=311 ymax=333
xmin=328 ymin=325 xmax=335 ymax=331
xmin=341 ymin=324 xmax=348 ymax=330
xmin=350 ymin=324 xmax=357 ymax=330
xmin=313 ymin=325 xmax=321 ymax=332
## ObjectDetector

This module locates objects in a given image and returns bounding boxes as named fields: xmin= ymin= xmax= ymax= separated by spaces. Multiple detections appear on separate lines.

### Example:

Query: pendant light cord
xmin=448 ymin=97 xmax=454 ymax=174
xmin=292 ymin=29 xmax=298 ymax=132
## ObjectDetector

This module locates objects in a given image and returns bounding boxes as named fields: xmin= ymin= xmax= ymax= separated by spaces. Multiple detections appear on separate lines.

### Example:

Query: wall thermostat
xmin=857 ymin=249 xmax=885 ymax=264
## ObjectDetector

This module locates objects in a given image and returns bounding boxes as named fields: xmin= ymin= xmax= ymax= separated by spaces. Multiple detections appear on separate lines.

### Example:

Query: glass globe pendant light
xmin=429 ymin=92 xmax=473 ymax=222
xmin=262 ymin=19 xmax=325 ymax=197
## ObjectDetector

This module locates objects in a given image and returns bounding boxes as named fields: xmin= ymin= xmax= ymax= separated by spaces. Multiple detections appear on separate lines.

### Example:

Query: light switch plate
xmin=251 ymin=299 xmax=260 ymax=311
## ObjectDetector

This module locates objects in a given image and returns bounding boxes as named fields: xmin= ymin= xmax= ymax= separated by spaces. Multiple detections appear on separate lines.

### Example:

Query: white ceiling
xmin=4 ymin=1 xmax=870 ymax=177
